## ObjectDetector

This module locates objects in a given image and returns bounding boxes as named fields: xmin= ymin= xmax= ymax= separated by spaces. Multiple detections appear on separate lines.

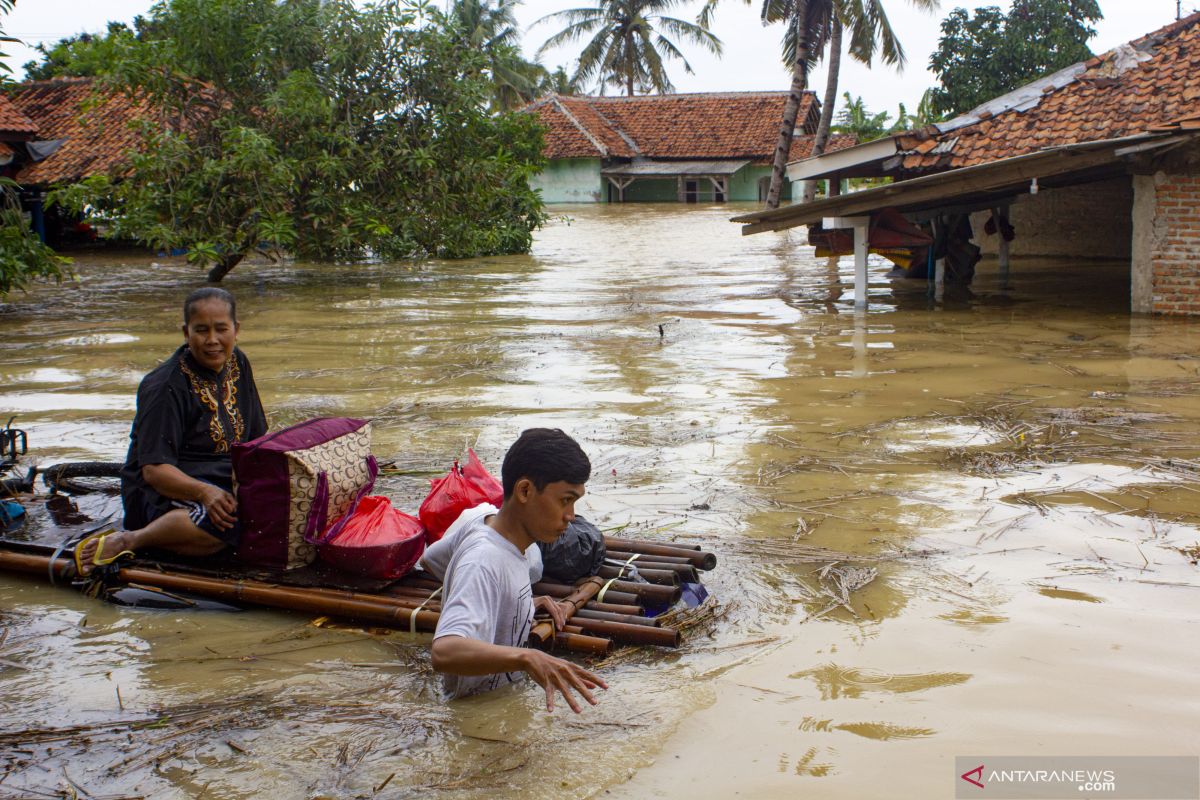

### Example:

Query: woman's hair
xmin=183 ymin=287 xmax=237 ymax=325
xmin=501 ymin=428 xmax=591 ymax=499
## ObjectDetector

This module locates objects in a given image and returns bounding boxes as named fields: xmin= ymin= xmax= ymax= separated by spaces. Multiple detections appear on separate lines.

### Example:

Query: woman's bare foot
xmin=76 ymin=531 xmax=135 ymax=574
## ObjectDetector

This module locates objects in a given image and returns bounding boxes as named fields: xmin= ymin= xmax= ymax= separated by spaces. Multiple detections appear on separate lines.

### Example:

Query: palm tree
xmin=832 ymin=91 xmax=893 ymax=140
xmin=761 ymin=0 xmax=833 ymax=207
xmin=698 ymin=0 xmax=938 ymax=206
xmin=534 ymin=0 xmax=723 ymax=97
xmin=800 ymin=0 xmax=939 ymax=198
xmin=803 ymin=14 xmax=841 ymax=201
xmin=450 ymin=0 xmax=545 ymax=110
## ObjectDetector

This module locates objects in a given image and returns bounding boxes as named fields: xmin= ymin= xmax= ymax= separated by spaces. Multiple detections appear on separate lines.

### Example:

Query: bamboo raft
xmin=0 ymin=533 xmax=718 ymax=657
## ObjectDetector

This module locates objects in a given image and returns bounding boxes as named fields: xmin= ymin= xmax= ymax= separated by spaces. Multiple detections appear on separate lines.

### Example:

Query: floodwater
xmin=1 ymin=203 xmax=1198 ymax=799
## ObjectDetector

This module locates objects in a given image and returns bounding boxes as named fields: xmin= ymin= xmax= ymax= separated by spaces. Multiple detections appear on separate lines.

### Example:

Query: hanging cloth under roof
xmin=26 ymin=138 xmax=67 ymax=162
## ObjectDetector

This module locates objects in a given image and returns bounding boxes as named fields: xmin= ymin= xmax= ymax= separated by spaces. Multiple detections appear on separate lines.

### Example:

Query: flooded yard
xmin=1 ymin=203 xmax=1198 ymax=798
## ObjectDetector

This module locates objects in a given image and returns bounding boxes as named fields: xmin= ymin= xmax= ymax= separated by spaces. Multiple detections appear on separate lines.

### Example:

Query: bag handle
xmin=304 ymin=455 xmax=379 ymax=545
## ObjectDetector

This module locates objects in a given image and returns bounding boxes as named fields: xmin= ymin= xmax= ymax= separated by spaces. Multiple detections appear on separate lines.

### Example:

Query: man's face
xmin=519 ymin=479 xmax=585 ymax=543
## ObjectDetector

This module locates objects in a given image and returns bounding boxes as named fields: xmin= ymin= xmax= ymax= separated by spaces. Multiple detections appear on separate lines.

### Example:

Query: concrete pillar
xmin=825 ymin=215 xmax=871 ymax=308
xmin=1130 ymin=173 xmax=1158 ymax=314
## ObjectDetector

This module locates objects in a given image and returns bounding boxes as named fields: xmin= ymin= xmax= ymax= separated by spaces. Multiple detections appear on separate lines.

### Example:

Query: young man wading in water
xmin=422 ymin=428 xmax=608 ymax=712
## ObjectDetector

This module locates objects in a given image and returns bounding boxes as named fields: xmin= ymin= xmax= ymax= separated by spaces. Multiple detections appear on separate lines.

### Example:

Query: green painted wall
xmin=535 ymin=159 xmax=793 ymax=204
xmin=532 ymin=158 xmax=603 ymax=203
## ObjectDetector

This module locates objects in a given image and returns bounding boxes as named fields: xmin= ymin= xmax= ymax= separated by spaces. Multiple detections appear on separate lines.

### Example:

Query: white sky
xmin=2 ymin=0 xmax=1194 ymax=116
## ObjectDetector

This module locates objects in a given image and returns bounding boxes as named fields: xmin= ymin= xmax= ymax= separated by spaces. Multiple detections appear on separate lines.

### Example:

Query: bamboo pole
xmin=565 ymin=617 xmax=680 ymax=647
xmin=573 ymin=608 xmax=660 ymax=628
xmin=596 ymin=577 xmax=680 ymax=606
xmin=596 ymin=564 xmax=680 ymax=586
xmin=554 ymin=631 xmax=612 ymax=656
xmin=608 ymin=536 xmax=702 ymax=552
xmin=605 ymin=550 xmax=694 ymax=564
xmin=603 ymin=536 xmax=717 ymax=571
xmin=585 ymin=600 xmax=644 ymax=616
xmin=529 ymin=576 xmax=603 ymax=643
xmin=534 ymin=581 xmax=640 ymax=607
xmin=0 ymin=551 xmax=609 ymax=655
xmin=603 ymin=556 xmax=699 ymax=583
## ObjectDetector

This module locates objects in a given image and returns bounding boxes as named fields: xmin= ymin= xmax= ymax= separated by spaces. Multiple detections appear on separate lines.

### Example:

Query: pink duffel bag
xmin=232 ymin=417 xmax=377 ymax=570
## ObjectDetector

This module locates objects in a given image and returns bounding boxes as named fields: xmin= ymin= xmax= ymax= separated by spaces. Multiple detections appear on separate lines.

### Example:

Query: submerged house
xmin=525 ymin=91 xmax=855 ymax=203
xmin=734 ymin=12 xmax=1200 ymax=316
xmin=1 ymin=77 xmax=142 ymax=244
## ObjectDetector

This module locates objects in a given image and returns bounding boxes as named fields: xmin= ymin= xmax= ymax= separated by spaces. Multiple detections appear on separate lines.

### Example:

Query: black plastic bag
xmin=539 ymin=514 xmax=607 ymax=583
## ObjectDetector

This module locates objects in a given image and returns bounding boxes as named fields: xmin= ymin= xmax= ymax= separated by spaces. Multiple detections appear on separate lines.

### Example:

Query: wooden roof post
xmin=825 ymin=215 xmax=870 ymax=309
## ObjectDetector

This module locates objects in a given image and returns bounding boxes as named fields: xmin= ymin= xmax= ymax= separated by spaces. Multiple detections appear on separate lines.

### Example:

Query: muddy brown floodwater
xmin=1 ymin=203 xmax=1198 ymax=799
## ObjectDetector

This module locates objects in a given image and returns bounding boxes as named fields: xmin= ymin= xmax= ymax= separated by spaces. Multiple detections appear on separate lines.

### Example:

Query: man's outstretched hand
xmin=521 ymin=649 xmax=608 ymax=713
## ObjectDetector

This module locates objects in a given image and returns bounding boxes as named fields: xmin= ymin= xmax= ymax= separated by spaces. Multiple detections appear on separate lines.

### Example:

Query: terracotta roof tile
xmin=0 ymin=141 xmax=13 ymax=159
xmin=892 ymin=11 xmax=1200 ymax=172
xmin=0 ymin=94 xmax=38 ymax=136
xmin=8 ymin=77 xmax=145 ymax=186
xmin=524 ymin=91 xmax=823 ymax=161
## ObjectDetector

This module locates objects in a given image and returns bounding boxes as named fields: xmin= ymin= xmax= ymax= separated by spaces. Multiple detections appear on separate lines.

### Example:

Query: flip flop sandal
xmin=73 ymin=531 xmax=133 ymax=575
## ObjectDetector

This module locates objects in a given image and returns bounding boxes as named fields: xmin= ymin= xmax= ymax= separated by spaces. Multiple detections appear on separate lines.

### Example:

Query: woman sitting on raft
xmin=76 ymin=288 xmax=267 ymax=571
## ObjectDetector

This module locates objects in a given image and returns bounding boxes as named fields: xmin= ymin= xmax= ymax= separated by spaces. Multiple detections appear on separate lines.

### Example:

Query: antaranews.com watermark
xmin=955 ymin=756 xmax=1199 ymax=799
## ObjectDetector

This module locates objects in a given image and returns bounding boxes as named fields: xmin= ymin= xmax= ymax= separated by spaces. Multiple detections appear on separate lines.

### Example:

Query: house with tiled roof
xmin=1 ymin=77 xmax=144 ymax=244
xmin=524 ymin=91 xmax=856 ymax=203
xmin=735 ymin=12 xmax=1200 ymax=316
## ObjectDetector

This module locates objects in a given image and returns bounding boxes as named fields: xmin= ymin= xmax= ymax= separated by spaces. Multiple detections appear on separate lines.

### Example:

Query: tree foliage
xmin=1 ymin=2 xmax=71 ymax=297
xmin=832 ymin=92 xmax=893 ymax=141
xmin=21 ymin=20 xmax=154 ymax=81
xmin=449 ymin=0 xmax=545 ymax=111
xmin=0 ymin=180 xmax=70 ymax=296
xmin=534 ymin=0 xmax=723 ymax=96
xmin=50 ymin=0 xmax=547 ymax=281
xmin=928 ymin=0 xmax=1102 ymax=117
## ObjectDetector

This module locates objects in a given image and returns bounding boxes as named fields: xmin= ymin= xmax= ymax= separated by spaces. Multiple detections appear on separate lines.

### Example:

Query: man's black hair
xmin=183 ymin=287 xmax=237 ymax=325
xmin=501 ymin=428 xmax=591 ymax=499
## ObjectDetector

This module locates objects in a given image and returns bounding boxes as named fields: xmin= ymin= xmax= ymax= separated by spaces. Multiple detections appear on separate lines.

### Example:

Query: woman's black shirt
xmin=120 ymin=345 xmax=267 ymax=528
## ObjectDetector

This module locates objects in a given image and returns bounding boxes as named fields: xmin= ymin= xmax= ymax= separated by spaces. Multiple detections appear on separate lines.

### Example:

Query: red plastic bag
xmin=419 ymin=449 xmax=503 ymax=543
xmin=319 ymin=495 xmax=425 ymax=580
xmin=462 ymin=449 xmax=503 ymax=507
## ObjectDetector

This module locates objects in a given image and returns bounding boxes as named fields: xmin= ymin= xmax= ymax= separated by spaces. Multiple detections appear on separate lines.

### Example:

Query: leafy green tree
xmin=21 ymin=21 xmax=153 ymax=81
xmin=0 ymin=1 xmax=70 ymax=297
xmin=929 ymin=0 xmax=1102 ymax=117
xmin=51 ymin=0 xmax=547 ymax=282
xmin=1 ymin=180 xmax=70 ymax=296
xmin=832 ymin=92 xmax=892 ymax=141
xmin=534 ymin=0 xmax=723 ymax=96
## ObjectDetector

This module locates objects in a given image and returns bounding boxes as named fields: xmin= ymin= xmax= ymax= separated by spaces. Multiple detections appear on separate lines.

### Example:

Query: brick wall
xmin=1148 ymin=173 xmax=1200 ymax=315
xmin=970 ymin=175 xmax=1133 ymax=259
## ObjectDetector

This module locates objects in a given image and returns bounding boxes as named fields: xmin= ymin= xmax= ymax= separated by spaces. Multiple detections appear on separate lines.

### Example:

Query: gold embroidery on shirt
xmin=179 ymin=354 xmax=244 ymax=453
xmin=223 ymin=357 xmax=244 ymax=442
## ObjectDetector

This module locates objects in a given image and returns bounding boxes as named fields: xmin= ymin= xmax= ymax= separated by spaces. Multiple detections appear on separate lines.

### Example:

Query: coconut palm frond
xmin=538 ymin=0 xmax=723 ymax=96
xmin=654 ymin=15 xmax=724 ymax=56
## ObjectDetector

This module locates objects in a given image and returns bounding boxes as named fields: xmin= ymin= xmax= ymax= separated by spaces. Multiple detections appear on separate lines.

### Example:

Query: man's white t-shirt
xmin=421 ymin=503 xmax=542 ymax=585
xmin=427 ymin=511 xmax=537 ymax=700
